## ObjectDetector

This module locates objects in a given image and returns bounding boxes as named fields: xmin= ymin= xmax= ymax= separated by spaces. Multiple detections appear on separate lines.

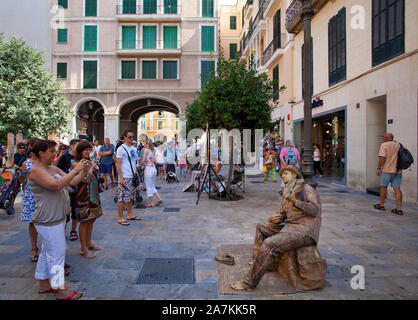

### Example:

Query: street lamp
xmin=301 ymin=0 xmax=317 ymax=189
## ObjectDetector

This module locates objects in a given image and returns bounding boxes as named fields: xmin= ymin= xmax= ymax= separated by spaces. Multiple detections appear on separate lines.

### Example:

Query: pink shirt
xmin=280 ymin=147 xmax=300 ymax=168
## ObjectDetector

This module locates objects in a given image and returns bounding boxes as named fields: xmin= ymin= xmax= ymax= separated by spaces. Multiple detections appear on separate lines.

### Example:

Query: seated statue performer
xmin=231 ymin=165 xmax=321 ymax=291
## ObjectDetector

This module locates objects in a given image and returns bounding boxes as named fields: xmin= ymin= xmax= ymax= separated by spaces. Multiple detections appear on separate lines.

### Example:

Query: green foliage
xmin=185 ymin=50 xmax=286 ymax=133
xmin=0 ymin=35 xmax=72 ymax=144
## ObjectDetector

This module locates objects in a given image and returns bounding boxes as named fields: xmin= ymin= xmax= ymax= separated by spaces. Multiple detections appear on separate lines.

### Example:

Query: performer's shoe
xmin=215 ymin=254 xmax=235 ymax=265
xmin=230 ymin=280 xmax=254 ymax=291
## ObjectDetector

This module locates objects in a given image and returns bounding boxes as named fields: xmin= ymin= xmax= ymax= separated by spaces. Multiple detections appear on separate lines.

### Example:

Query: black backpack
xmin=397 ymin=143 xmax=414 ymax=170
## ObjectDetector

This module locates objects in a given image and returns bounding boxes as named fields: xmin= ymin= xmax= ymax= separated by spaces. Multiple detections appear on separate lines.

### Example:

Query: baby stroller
xmin=165 ymin=164 xmax=178 ymax=183
xmin=0 ymin=170 xmax=21 ymax=215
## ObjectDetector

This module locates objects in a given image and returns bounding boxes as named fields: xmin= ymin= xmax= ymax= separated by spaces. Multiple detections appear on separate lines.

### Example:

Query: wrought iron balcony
xmin=262 ymin=33 xmax=287 ymax=65
xmin=286 ymin=0 xmax=328 ymax=34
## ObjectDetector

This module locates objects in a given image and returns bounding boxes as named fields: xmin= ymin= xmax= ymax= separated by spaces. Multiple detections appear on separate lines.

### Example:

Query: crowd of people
xmin=0 ymin=131 xmax=202 ymax=299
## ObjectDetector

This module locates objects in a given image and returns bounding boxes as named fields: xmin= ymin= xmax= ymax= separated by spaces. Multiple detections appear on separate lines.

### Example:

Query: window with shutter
xmin=201 ymin=26 xmax=214 ymax=52
xmin=229 ymin=43 xmax=237 ymax=60
xmin=83 ymin=61 xmax=97 ymax=89
xmin=200 ymin=60 xmax=215 ymax=88
xmin=58 ymin=0 xmax=68 ymax=9
xmin=164 ymin=0 xmax=177 ymax=14
xmin=122 ymin=26 xmax=136 ymax=49
xmin=121 ymin=61 xmax=136 ymax=79
xmin=57 ymin=29 xmax=67 ymax=43
xmin=163 ymin=61 xmax=177 ymax=79
xmin=85 ymin=0 xmax=97 ymax=17
xmin=202 ymin=0 xmax=214 ymax=17
xmin=273 ymin=65 xmax=279 ymax=102
xmin=142 ymin=61 xmax=157 ymax=79
xmin=163 ymin=26 xmax=177 ymax=49
xmin=144 ymin=0 xmax=157 ymax=14
xmin=84 ymin=26 xmax=97 ymax=51
xmin=57 ymin=63 xmax=67 ymax=79
xmin=143 ymin=26 xmax=157 ymax=49
xmin=372 ymin=0 xmax=404 ymax=66
xmin=230 ymin=16 xmax=237 ymax=30
xmin=123 ymin=0 xmax=136 ymax=14
xmin=273 ymin=10 xmax=281 ymax=49
xmin=328 ymin=7 xmax=346 ymax=86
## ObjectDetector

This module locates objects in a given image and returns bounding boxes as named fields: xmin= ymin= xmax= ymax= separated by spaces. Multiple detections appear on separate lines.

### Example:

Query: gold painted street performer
xmin=231 ymin=165 xmax=322 ymax=291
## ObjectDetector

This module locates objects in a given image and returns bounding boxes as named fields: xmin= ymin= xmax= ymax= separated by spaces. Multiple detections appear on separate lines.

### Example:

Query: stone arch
xmin=116 ymin=94 xmax=182 ymax=116
xmin=73 ymin=96 xmax=108 ymax=114
xmin=72 ymin=97 xmax=107 ymax=143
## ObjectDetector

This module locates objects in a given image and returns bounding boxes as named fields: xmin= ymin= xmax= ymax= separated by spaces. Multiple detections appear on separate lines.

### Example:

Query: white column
xmin=178 ymin=113 xmax=187 ymax=154
xmin=104 ymin=113 xmax=120 ymax=145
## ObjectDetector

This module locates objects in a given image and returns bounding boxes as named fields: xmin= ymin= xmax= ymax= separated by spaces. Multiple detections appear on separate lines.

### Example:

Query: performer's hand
xmin=269 ymin=215 xmax=282 ymax=224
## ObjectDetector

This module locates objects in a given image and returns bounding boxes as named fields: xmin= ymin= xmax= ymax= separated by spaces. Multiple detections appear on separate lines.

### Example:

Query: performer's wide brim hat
xmin=279 ymin=165 xmax=303 ymax=179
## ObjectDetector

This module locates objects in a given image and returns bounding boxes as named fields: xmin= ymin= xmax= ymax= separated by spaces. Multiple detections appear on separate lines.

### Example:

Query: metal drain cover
xmin=163 ymin=207 xmax=181 ymax=212
xmin=246 ymin=174 xmax=264 ymax=178
xmin=335 ymin=190 xmax=349 ymax=193
xmin=250 ymin=181 xmax=265 ymax=184
xmin=136 ymin=258 xmax=195 ymax=284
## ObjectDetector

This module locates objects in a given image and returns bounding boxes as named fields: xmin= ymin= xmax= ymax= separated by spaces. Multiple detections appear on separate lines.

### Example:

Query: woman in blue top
xmin=20 ymin=139 xmax=38 ymax=262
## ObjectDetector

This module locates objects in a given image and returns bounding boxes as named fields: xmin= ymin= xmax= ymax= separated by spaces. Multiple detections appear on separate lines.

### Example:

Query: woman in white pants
xmin=28 ymin=139 xmax=89 ymax=300
xmin=141 ymin=139 xmax=163 ymax=207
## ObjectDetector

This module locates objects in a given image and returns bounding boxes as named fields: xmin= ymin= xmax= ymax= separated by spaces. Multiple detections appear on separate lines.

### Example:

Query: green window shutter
xmin=122 ymin=26 xmax=136 ymax=49
xmin=142 ymin=61 xmax=156 ymax=79
xmin=163 ymin=26 xmax=177 ymax=49
xmin=57 ymin=63 xmax=67 ymax=78
xmin=200 ymin=60 xmax=215 ymax=88
xmin=202 ymin=0 xmax=214 ymax=17
xmin=121 ymin=61 xmax=136 ymax=79
xmin=143 ymin=26 xmax=157 ymax=49
xmin=83 ymin=61 xmax=97 ymax=89
xmin=273 ymin=65 xmax=279 ymax=102
xmin=123 ymin=0 xmax=136 ymax=14
xmin=201 ymin=26 xmax=214 ymax=51
xmin=84 ymin=26 xmax=97 ymax=51
xmin=57 ymin=29 xmax=67 ymax=43
xmin=229 ymin=43 xmax=237 ymax=60
xmin=230 ymin=16 xmax=236 ymax=30
xmin=164 ymin=0 xmax=177 ymax=14
xmin=163 ymin=61 xmax=177 ymax=79
xmin=144 ymin=0 xmax=157 ymax=14
xmin=85 ymin=0 xmax=97 ymax=16
xmin=58 ymin=0 xmax=68 ymax=9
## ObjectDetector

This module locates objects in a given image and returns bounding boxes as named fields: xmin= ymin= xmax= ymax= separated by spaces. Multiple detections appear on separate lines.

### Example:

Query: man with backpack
xmin=280 ymin=140 xmax=301 ymax=169
xmin=374 ymin=133 xmax=413 ymax=215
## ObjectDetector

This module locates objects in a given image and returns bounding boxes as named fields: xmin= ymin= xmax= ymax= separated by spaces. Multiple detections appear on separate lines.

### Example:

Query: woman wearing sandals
xmin=28 ymin=139 xmax=89 ymax=300
xmin=19 ymin=138 xmax=39 ymax=263
xmin=141 ymin=139 xmax=163 ymax=207
xmin=71 ymin=140 xmax=103 ymax=259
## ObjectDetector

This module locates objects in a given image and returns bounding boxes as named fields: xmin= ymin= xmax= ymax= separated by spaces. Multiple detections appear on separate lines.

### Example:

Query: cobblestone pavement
xmin=0 ymin=169 xmax=417 ymax=300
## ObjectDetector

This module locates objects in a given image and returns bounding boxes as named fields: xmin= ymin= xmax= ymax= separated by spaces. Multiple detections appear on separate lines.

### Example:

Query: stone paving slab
xmin=0 ymin=173 xmax=417 ymax=300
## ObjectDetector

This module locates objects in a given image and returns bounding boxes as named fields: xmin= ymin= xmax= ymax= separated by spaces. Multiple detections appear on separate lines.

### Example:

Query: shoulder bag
xmin=122 ymin=146 xmax=139 ymax=187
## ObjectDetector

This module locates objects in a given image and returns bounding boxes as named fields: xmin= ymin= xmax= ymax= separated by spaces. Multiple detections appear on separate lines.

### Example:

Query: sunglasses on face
xmin=127 ymin=136 xmax=134 ymax=139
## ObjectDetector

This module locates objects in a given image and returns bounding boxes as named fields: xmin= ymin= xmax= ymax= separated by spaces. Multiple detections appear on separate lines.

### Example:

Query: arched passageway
xmin=75 ymin=100 xmax=105 ymax=142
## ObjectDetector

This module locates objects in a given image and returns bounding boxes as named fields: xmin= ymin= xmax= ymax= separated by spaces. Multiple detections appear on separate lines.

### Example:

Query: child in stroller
xmin=165 ymin=164 xmax=178 ymax=183
xmin=0 ymin=169 xmax=21 ymax=215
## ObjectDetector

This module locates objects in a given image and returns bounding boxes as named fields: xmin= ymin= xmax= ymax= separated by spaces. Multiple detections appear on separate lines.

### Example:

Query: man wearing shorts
xmin=115 ymin=129 xmax=141 ymax=226
xmin=99 ymin=138 xmax=114 ymax=189
xmin=375 ymin=133 xmax=403 ymax=215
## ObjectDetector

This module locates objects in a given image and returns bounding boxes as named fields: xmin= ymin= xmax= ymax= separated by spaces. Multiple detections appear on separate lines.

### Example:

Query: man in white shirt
xmin=115 ymin=129 xmax=141 ymax=226
xmin=93 ymin=139 xmax=101 ymax=163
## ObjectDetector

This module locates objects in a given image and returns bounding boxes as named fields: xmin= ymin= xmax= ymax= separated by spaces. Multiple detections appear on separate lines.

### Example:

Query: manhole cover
xmin=250 ymin=181 xmax=265 ymax=184
xmin=163 ymin=207 xmax=181 ymax=212
xmin=318 ymin=185 xmax=329 ymax=188
xmin=136 ymin=258 xmax=195 ymax=284
xmin=335 ymin=190 xmax=349 ymax=193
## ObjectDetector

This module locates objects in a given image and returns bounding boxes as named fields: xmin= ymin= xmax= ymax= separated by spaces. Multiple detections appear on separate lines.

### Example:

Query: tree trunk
xmin=226 ymin=136 xmax=234 ymax=194
xmin=6 ymin=133 xmax=15 ymax=168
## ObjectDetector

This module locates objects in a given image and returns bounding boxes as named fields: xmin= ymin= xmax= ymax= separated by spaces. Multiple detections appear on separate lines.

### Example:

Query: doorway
xmin=366 ymin=96 xmax=387 ymax=190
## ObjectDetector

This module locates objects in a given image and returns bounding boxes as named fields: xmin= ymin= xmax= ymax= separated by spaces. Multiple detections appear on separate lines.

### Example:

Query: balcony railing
xmin=116 ymin=5 xmax=181 ymax=15
xmin=116 ymin=40 xmax=181 ymax=50
xmin=286 ymin=0 xmax=327 ymax=33
xmin=262 ymin=33 xmax=287 ymax=65
xmin=242 ymin=0 xmax=271 ymax=52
